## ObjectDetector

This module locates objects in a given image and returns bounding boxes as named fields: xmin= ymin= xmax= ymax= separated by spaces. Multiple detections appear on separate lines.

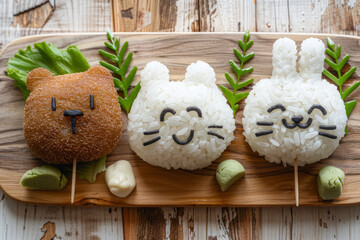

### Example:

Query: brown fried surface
xmin=24 ymin=66 xmax=122 ymax=164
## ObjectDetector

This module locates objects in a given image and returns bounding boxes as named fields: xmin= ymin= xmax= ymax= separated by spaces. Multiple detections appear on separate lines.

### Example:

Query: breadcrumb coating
xmin=24 ymin=66 xmax=122 ymax=164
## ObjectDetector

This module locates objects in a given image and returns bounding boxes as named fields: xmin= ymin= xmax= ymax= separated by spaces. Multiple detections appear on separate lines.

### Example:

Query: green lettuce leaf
xmin=77 ymin=156 xmax=107 ymax=183
xmin=56 ymin=156 xmax=107 ymax=184
xmin=6 ymin=42 xmax=90 ymax=100
xmin=7 ymin=41 xmax=106 ymax=186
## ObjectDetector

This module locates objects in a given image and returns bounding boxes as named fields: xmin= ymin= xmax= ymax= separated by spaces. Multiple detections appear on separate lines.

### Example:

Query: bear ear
xmin=184 ymin=60 xmax=216 ymax=87
xmin=298 ymin=38 xmax=325 ymax=81
xmin=140 ymin=61 xmax=169 ymax=86
xmin=86 ymin=65 xmax=113 ymax=77
xmin=86 ymin=65 xmax=114 ymax=87
xmin=272 ymin=38 xmax=298 ymax=80
xmin=27 ymin=68 xmax=53 ymax=91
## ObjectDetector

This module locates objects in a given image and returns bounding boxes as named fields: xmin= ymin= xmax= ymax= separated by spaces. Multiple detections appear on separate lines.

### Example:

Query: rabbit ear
xmin=298 ymin=38 xmax=325 ymax=82
xmin=272 ymin=38 xmax=298 ymax=80
xmin=184 ymin=61 xmax=216 ymax=87
xmin=140 ymin=61 xmax=169 ymax=87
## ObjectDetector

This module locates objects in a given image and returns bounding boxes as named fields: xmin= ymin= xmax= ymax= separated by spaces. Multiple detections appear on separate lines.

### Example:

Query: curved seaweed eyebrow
xmin=267 ymin=104 xmax=286 ymax=113
xmin=186 ymin=106 xmax=202 ymax=117
xmin=308 ymin=104 xmax=327 ymax=115
xmin=160 ymin=108 xmax=176 ymax=122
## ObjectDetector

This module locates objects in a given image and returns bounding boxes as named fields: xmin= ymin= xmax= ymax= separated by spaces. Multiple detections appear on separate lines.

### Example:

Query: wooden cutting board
xmin=1 ymin=33 xmax=360 ymax=206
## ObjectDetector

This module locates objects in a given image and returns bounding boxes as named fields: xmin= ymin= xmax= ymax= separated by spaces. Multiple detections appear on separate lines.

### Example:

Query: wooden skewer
xmin=294 ymin=158 xmax=299 ymax=207
xmin=71 ymin=159 xmax=77 ymax=204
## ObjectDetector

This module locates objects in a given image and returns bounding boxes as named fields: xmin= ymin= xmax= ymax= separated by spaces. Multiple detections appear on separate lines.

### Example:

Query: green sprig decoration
xmin=323 ymin=37 xmax=360 ymax=134
xmin=220 ymin=30 xmax=254 ymax=116
xmin=99 ymin=29 xmax=141 ymax=114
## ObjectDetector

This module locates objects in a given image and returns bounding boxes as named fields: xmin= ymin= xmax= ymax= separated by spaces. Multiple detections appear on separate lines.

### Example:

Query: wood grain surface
xmin=1 ymin=32 xmax=360 ymax=207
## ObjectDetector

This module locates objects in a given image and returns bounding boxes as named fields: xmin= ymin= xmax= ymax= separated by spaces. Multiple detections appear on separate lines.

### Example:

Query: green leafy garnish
xmin=220 ymin=30 xmax=254 ymax=116
xmin=323 ymin=37 xmax=359 ymax=134
xmin=7 ymin=42 xmax=107 ymax=186
xmin=6 ymin=42 xmax=90 ymax=100
xmin=77 ymin=156 xmax=107 ymax=183
xmin=99 ymin=29 xmax=141 ymax=114
xmin=57 ymin=157 xmax=106 ymax=183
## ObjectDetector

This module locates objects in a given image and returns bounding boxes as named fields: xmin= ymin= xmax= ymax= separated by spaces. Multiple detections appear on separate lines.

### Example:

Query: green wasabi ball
xmin=318 ymin=166 xmax=345 ymax=200
xmin=216 ymin=159 xmax=245 ymax=192
xmin=20 ymin=165 xmax=68 ymax=190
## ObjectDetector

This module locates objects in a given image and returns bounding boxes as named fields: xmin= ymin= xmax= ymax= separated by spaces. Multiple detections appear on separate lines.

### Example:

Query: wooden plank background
xmin=1 ymin=0 xmax=360 ymax=239
xmin=2 ymin=32 xmax=360 ymax=208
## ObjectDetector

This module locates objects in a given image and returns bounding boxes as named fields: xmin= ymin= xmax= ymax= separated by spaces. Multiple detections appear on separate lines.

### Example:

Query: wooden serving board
xmin=1 ymin=33 xmax=360 ymax=207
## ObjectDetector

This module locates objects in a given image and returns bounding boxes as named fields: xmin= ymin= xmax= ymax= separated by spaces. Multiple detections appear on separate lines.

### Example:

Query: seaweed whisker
xmin=207 ymin=131 xmax=225 ymax=140
xmin=143 ymin=136 xmax=161 ymax=146
xmin=319 ymin=125 xmax=337 ymax=130
xmin=208 ymin=125 xmax=223 ymax=129
xmin=256 ymin=121 xmax=273 ymax=126
xmin=318 ymin=132 xmax=337 ymax=139
xmin=143 ymin=129 xmax=160 ymax=135
xmin=255 ymin=130 xmax=273 ymax=137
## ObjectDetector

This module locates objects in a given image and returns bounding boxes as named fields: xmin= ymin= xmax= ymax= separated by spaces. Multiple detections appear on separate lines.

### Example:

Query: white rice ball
xmin=242 ymin=38 xmax=347 ymax=166
xmin=128 ymin=61 xmax=235 ymax=170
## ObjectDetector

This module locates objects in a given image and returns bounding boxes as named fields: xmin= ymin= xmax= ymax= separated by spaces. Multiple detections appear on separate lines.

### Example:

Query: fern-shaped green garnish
xmin=220 ymin=30 xmax=254 ymax=116
xmin=323 ymin=37 xmax=359 ymax=134
xmin=99 ymin=29 xmax=141 ymax=114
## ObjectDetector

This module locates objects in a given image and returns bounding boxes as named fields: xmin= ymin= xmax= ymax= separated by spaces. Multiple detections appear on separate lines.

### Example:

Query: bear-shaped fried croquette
xmin=24 ymin=66 xmax=122 ymax=164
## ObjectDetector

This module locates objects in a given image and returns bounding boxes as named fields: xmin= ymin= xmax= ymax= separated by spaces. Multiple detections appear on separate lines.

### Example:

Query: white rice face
xmin=128 ymin=61 xmax=235 ymax=170
xmin=243 ymin=38 xmax=347 ymax=166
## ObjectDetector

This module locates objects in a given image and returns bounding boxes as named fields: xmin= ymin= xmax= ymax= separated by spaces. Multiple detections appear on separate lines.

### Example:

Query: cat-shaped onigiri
xmin=243 ymin=38 xmax=347 ymax=166
xmin=128 ymin=61 xmax=235 ymax=170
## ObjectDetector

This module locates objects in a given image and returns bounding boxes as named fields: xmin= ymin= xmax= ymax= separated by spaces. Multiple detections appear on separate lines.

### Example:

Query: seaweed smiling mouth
xmin=171 ymin=106 xmax=201 ymax=145
xmin=172 ymin=130 xmax=194 ymax=145
xmin=281 ymin=116 xmax=313 ymax=129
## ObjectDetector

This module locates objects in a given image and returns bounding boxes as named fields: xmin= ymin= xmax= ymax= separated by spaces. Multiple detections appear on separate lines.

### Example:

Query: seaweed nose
xmin=64 ymin=110 xmax=83 ymax=134
xmin=291 ymin=115 xmax=303 ymax=123
xmin=64 ymin=110 xmax=83 ymax=117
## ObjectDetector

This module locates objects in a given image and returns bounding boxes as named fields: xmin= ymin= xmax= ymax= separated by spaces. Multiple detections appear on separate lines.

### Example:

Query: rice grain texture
xmin=242 ymin=38 xmax=347 ymax=166
xmin=128 ymin=61 xmax=235 ymax=170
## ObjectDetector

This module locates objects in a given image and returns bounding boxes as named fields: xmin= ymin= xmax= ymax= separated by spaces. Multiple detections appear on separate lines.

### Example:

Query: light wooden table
xmin=1 ymin=0 xmax=360 ymax=239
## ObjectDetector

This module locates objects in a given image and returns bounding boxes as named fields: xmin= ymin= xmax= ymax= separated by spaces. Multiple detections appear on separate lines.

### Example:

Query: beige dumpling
xmin=105 ymin=160 xmax=136 ymax=198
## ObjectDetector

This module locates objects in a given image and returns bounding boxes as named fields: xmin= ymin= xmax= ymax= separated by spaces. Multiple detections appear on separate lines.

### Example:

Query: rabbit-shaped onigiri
xmin=242 ymin=38 xmax=347 ymax=166
xmin=128 ymin=61 xmax=235 ymax=170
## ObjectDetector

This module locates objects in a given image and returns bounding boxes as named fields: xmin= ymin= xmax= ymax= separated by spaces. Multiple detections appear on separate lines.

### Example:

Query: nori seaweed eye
xmin=308 ymin=104 xmax=327 ymax=115
xmin=90 ymin=95 xmax=95 ymax=109
xmin=186 ymin=106 xmax=202 ymax=117
xmin=267 ymin=104 xmax=286 ymax=113
xmin=160 ymin=108 xmax=176 ymax=122
xmin=51 ymin=97 xmax=56 ymax=111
